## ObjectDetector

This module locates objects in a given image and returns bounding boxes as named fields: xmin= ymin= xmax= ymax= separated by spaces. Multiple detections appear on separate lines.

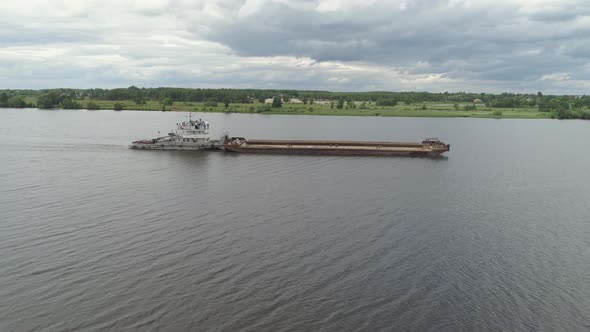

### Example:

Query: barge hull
xmin=224 ymin=138 xmax=450 ymax=157
xmin=224 ymin=147 xmax=441 ymax=156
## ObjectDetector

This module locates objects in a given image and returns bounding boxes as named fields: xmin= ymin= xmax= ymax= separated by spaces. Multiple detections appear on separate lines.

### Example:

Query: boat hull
xmin=129 ymin=141 xmax=223 ymax=151
xmin=223 ymin=139 xmax=450 ymax=157
xmin=224 ymin=146 xmax=444 ymax=156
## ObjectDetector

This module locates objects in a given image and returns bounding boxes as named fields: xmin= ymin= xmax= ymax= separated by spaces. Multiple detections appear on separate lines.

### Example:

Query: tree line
xmin=0 ymin=92 xmax=35 ymax=108
xmin=0 ymin=87 xmax=552 ymax=104
xmin=2 ymin=87 xmax=590 ymax=119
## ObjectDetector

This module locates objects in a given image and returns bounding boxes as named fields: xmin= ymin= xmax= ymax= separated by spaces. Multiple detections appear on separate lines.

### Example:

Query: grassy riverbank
xmin=28 ymin=98 xmax=550 ymax=119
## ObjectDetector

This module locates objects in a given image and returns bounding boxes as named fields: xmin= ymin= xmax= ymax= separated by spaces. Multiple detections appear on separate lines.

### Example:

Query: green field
xmin=36 ymin=98 xmax=551 ymax=119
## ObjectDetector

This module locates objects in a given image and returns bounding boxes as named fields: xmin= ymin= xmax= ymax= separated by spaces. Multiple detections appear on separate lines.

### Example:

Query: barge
xmin=223 ymin=137 xmax=450 ymax=157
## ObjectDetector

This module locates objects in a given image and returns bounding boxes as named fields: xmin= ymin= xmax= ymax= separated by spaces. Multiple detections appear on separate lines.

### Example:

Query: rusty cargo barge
xmin=224 ymin=137 xmax=450 ymax=157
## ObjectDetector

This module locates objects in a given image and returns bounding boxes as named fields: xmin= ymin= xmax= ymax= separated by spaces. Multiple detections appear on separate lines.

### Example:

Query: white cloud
xmin=540 ymin=73 xmax=571 ymax=81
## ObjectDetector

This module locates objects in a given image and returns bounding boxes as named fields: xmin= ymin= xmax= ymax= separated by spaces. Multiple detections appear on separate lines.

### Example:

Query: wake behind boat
xmin=129 ymin=116 xmax=224 ymax=151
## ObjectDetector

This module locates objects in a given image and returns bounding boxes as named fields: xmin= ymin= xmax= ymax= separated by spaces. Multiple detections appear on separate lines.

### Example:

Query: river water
xmin=1 ymin=108 xmax=589 ymax=331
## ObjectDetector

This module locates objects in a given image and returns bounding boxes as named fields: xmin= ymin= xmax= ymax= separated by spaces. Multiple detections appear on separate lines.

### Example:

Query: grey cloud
xmin=530 ymin=11 xmax=580 ymax=22
xmin=192 ymin=0 xmax=590 ymax=84
xmin=0 ymin=23 xmax=98 ymax=46
xmin=2 ymin=0 xmax=590 ymax=94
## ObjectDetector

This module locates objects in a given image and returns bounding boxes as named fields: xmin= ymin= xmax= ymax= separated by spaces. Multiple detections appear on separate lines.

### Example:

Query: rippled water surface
xmin=1 ymin=109 xmax=589 ymax=331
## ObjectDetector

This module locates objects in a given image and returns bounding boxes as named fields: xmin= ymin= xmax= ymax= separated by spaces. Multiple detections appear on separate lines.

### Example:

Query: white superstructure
xmin=129 ymin=116 xmax=224 ymax=151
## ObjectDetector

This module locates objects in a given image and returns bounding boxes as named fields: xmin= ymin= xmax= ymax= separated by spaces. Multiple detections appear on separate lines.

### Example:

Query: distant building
xmin=289 ymin=98 xmax=304 ymax=104
xmin=473 ymin=99 xmax=482 ymax=104
xmin=314 ymin=99 xmax=332 ymax=105
xmin=265 ymin=96 xmax=287 ymax=104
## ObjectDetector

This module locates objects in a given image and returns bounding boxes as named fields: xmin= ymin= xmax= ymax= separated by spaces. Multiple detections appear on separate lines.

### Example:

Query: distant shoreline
xmin=2 ymin=102 xmax=554 ymax=120
xmin=2 ymin=87 xmax=586 ymax=119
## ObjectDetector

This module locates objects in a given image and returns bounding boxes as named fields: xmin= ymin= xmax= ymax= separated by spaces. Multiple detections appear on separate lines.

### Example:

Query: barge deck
xmin=224 ymin=138 xmax=450 ymax=157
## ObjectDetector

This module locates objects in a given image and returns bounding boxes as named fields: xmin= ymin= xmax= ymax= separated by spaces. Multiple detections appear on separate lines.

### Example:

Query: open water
xmin=1 ymin=108 xmax=589 ymax=331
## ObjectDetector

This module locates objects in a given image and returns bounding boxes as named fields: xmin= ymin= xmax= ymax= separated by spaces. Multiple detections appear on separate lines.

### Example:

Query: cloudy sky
xmin=1 ymin=0 xmax=589 ymax=93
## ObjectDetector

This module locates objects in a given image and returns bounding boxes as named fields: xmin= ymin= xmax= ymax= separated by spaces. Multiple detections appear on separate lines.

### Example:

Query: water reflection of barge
xmin=223 ymin=137 xmax=450 ymax=157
